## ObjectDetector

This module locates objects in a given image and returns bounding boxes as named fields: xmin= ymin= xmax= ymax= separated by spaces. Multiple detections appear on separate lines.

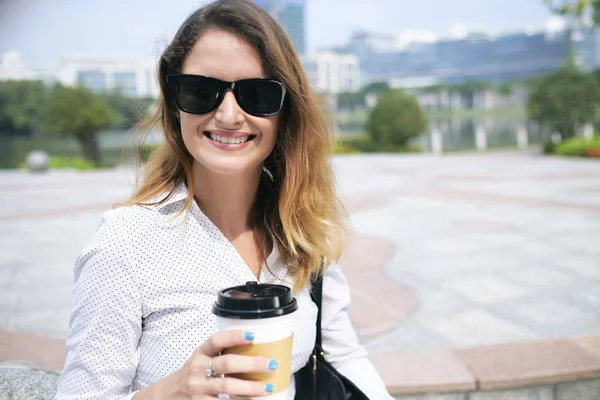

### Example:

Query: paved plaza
xmin=1 ymin=151 xmax=600 ymax=398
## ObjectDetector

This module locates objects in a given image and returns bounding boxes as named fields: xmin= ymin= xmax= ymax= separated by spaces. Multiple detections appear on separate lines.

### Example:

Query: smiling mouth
xmin=203 ymin=131 xmax=256 ymax=145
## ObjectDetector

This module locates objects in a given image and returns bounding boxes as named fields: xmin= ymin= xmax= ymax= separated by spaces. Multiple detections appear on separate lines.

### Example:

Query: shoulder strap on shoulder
xmin=310 ymin=260 xmax=324 ymax=348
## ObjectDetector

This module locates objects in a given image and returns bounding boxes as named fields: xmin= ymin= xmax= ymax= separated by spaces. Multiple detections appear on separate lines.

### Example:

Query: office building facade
xmin=55 ymin=57 xmax=159 ymax=98
xmin=302 ymin=52 xmax=360 ymax=93
xmin=334 ymin=27 xmax=600 ymax=87
xmin=255 ymin=0 xmax=306 ymax=54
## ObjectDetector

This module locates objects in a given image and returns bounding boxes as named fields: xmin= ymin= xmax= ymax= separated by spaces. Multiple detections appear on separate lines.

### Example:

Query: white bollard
xmin=431 ymin=129 xmax=443 ymax=156
xmin=583 ymin=123 xmax=594 ymax=140
xmin=25 ymin=150 xmax=50 ymax=173
xmin=517 ymin=126 xmax=529 ymax=150
xmin=551 ymin=132 xmax=562 ymax=144
xmin=475 ymin=125 xmax=487 ymax=151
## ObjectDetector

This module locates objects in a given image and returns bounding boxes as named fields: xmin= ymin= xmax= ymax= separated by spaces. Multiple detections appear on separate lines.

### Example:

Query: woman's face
xmin=178 ymin=28 xmax=280 ymax=176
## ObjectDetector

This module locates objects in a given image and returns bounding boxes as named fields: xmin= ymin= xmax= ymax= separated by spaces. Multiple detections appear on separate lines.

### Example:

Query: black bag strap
xmin=310 ymin=271 xmax=323 ymax=349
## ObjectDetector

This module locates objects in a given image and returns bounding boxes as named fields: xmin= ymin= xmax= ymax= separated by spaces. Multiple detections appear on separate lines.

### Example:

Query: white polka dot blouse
xmin=54 ymin=183 xmax=393 ymax=400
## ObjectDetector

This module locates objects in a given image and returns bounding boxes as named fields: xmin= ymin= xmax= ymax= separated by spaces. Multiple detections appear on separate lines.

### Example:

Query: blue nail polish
xmin=265 ymin=383 xmax=274 ymax=393
xmin=244 ymin=332 xmax=255 ymax=341
xmin=268 ymin=360 xmax=278 ymax=370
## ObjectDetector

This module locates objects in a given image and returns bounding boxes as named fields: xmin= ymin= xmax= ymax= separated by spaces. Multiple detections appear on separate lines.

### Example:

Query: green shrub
xmin=367 ymin=90 xmax=427 ymax=147
xmin=542 ymin=140 xmax=556 ymax=154
xmin=19 ymin=155 xmax=96 ymax=170
xmin=554 ymin=136 xmax=600 ymax=158
xmin=337 ymin=137 xmax=423 ymax=153
xmin=333 ymin=142 xmax=361 ymax=154
xmin=528 ymin=67 xmax=600 ymax=139
xmin=50 ymin=155 xmax=96 ymax=170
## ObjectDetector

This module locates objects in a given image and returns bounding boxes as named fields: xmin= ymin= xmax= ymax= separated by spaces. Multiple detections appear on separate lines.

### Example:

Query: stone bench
xmin=0 ymin=362 xmax=59 ymax=400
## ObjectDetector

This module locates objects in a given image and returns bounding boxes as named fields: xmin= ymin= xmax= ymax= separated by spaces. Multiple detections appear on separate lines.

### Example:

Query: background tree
xmin=337 ymin=91 xmax=365 ymax=111
xmin=367 ymin=90 xmax=426 ymax=147
xmin=44 ymin=85 xmax=117 ymax=165
xmin=100 ymin=91 xmax=155 ymax=130
xmin=543 ymin=0 xmax=600 ymax=24
xmin=528 ymin=66 xmax=600 ymax=139
xmin=0 ymin=80 xmax=48 ymax=136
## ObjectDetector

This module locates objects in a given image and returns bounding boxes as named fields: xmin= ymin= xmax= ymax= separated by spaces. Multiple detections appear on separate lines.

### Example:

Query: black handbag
xmin=294 ymin=272 xmax=370 ymax=400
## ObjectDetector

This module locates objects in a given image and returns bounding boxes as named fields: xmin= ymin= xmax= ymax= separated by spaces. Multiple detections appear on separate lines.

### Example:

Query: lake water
xmin=0 ymin=116 xmax=542 ymax=169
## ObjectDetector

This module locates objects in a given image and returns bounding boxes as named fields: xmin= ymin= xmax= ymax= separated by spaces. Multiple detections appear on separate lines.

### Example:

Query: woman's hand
xmin=134 ymin=330 xmax=277 ymax=399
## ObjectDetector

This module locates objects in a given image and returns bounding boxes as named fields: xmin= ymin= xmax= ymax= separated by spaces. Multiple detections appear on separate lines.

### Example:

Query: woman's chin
xmin=195 ymin=157 xmax=263 ymax=177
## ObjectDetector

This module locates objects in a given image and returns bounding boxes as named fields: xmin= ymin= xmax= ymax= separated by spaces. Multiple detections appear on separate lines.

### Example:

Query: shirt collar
xmin=152 ymin=182 xmax=190 ymax=210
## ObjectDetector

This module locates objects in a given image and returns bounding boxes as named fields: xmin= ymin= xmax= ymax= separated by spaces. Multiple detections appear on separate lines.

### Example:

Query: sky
xmin=0 ymin=0 xmax=556 ymax=68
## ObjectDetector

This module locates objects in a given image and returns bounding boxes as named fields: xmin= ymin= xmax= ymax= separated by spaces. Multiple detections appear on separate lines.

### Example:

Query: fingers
xmin=187 ymin=354 xmax=278 ymax=378
xmin=204 ymin=376 xmax=275 ymax=397
xmin=183 ymin=331 xmax=278 ymax=398
xmin=199 ymin=330 xmax=255 ymax=357
xmin=212 ymin=354 xmax=277 ymax=375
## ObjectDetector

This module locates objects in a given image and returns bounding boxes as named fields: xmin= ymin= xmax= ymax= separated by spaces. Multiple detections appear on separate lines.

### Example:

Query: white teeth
xmin=209 ymin=133 xmax=249 ymax=144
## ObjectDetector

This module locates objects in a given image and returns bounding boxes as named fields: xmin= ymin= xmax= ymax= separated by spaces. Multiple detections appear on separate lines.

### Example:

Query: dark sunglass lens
xmin=238 ymin=81 xmax=283 ymax=115
xmin=176 ymin=77 xmax=221 ymax=113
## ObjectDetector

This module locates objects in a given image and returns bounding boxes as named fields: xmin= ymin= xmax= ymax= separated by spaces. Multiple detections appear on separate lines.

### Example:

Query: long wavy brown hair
xmin=119 ymin=0 xmax=348 ymax=292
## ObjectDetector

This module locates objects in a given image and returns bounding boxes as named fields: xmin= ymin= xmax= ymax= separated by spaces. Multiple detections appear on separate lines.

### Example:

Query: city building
xmin=411 ymin=86 xmax=529 ymax=112
xmin=0 ymin=51 xmax=159 ymax=98
xmin=54 ymin=57 xmax=159 ymax=98
xmin=0 ymin=51 xmax=36 ymax=81
xmin=0 ymin=51 xmax=59 ymax=86
xmin=255 ymin=0 xmax=306 ymax=54
xmin=302 ymin=51 xmax=360 ymax=94
xmin=333 ymin=25 xmax=600 ymax=88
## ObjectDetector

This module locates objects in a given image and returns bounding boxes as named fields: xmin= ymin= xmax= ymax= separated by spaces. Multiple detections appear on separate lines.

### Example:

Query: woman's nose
xmin=214 ymin=90 xmax=244 ymax=127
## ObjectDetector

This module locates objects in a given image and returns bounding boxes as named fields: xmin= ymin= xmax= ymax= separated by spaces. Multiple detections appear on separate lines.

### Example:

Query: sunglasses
xmin=166 ymin=74 xmax=287 ymax=117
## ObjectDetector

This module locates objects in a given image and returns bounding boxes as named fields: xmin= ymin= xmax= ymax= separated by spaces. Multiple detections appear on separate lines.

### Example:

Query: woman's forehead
xmin=182 ymin=28 xmax=266 ymax=80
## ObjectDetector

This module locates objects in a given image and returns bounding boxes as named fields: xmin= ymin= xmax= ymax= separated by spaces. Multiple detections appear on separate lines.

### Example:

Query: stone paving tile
xmin=468 ymin=386 xmax=553 ymax=400
xmin=489 ymin=301 xmax=600 ymax=340
xmin=0 ymin=293 xmax=13 ymax=312
xmin=339 ymin=233 xmax=396 ymax=272
xmin=0 ymin=313 xmax=9 ymax=332
xmin=500 ymin=265 xmax=579 ymax=290
xmin=0 ymin=330 xmax=65 ymax=373
xmin=555 ymin=379 xmax=600 ymax=400
xmin=513 ymin=301 xmax=600 ymax=334
xmin=350 ymin=291 xmax=405 ymax=340
xmin=367 ymin=318 xmax=451 ymax=351
xmin=409 ymin=236 xmax=486 ymax=256
xmin=571 ymin=335 xmax=600 ymax=359
xmin=12 ymin=285 xmax=72 ymax=313
xmin=551 ymin=255 xmax=600 ymax=281
xmin=457 ymin=339 xmax=600 ymax=390
xmin=442 ymin=276 xmax=529 ymax=305
xmin=425 ymin=309 xmax=540 ymax=348
xmin=398 ymin=287 xmax=473 ymax=321
xmin=393 ymin=394 xmax=466 ymax=400
xmin=565 ymin=290 xmax=600 ymax=317
xmin=9 ymin=308 xmax=71 ymax=338
xmin=370 ymin=349 xmax=476 ymax=394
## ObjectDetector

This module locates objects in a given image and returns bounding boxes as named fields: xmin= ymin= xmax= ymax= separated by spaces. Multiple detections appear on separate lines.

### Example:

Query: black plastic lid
xmin=212 ymin=281 xmax=298 ymax=319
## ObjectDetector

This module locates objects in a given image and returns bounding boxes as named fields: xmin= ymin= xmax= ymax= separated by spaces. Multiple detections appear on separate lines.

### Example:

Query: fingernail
xmin=268 ymin=360 xmax=278 ymax=370
xmin=265 ymin=383 xmax=274 ymax=393
xmin=244 ymin=332 xmax=255 ymax=341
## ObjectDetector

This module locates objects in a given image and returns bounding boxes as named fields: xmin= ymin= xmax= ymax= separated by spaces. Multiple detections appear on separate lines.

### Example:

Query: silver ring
xmin=205 ymin=358 xmax=219 ymax=378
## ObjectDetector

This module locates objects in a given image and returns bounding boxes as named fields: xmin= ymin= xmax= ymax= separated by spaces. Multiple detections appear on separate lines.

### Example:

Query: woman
xmin=55 ymin=0 xmax=393 ymax=399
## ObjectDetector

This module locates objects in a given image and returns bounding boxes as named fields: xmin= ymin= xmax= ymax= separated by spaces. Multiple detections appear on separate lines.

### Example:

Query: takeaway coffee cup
xmin=212 ymin=281 xmax=298 ymax=400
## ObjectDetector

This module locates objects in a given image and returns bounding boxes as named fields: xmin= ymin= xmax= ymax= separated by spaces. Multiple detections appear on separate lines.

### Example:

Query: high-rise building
xmin=255 ymin=0 xmax=306 ymax=54
xmin=334 ymin=26 xmax=600 ymax=87
xmin=56 ymin=57 xmax=159 ymax=98
xmin=302 ymin=52 xmax=360 ymax=94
